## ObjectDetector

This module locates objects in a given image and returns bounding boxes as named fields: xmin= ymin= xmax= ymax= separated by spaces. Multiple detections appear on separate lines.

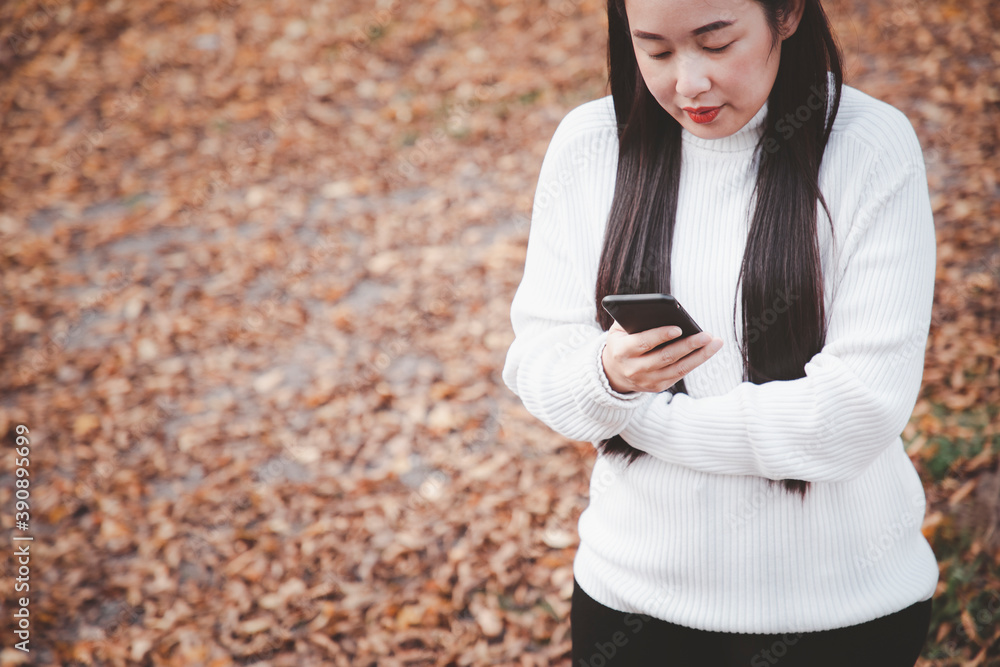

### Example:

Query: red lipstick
xmin=683 ymin=106 xmax=721 ymax=124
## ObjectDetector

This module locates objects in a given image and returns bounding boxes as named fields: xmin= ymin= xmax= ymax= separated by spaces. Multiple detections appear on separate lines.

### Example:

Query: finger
xmin=650 ymin=337 xmax=724 ymax=385
xmin=634 ymin=325 xmax=684 ymax=353
xmin=677 ymin=337 xmax=723 ymax=366
xmin=680 ymin=332 xmax=713 ymax=355
xmin=609 ymin=320 xmax=626 ymax=333
xmin=645 ymin=330 xmax=711 ymax=364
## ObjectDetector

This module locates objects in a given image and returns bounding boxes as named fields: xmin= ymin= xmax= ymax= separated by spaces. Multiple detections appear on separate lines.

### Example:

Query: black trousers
xmin=571 ymin=577 xmax=933 ymax=667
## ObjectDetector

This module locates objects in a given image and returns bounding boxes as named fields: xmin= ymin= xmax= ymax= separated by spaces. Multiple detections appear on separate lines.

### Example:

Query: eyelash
xmin=650 ymin=42 xmax=733 ymax=60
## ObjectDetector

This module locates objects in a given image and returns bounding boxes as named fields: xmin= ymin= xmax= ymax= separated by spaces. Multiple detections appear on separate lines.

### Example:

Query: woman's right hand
xmin=601 ymin=321 xmax=724 ymax=394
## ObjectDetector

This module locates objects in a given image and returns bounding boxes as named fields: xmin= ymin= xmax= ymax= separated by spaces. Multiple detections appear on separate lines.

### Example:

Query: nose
xmin=674 ymin=54 xmax=711 ymax=101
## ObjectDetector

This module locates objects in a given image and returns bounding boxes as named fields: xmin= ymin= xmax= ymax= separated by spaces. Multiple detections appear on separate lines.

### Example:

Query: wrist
xmin=601 ymin=341 xmax=634 ymax=395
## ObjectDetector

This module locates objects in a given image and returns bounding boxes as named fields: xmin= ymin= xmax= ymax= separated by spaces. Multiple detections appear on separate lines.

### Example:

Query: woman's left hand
xmin=601 ymin=320 xmax=724 ymax=394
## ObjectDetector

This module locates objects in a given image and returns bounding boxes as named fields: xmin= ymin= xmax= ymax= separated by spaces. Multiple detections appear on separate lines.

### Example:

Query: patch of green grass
xmin=444 ymin=126 xmax=471 ymax=140
xmin=535 ymin=596 xmax=560 ymax=621
xmin=968 ymin=586 xmax=1000 ymax=632
xmin=123 ymin=192 xmax=149 ymax=209
xmin=930 ymin=504 xmax=977 ymax=565
xmin=497 ymin=593 xmax=519 ymax=611
xmin=924 ymin=553 xmax=999 ymax=662
xmin=518 ymin=89 xmax=543 ymax=105
xmin=362 ymin=24 xmax=387 ymax=43
xmin=925 ymin=435 xmax=983 ymax=481
xmin=496 ymin=591 xmax=544 ymax=615
xmin=399 ymin=130 xmax=419 ymax=148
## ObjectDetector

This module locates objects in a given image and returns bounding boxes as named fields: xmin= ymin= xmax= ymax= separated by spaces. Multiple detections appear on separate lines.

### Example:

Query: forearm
xmin=619 ymin=341 xmax=926 ymax=482
xmin=504 ymin=322 xmax=652 ymax=443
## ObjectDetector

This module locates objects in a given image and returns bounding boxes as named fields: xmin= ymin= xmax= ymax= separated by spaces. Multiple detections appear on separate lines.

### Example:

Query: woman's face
xmin=624 ymin=0 xmax=798 ymax=139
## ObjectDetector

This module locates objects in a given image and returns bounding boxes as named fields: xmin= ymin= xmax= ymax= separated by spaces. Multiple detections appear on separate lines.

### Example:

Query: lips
xmin=683 ymin=106 xmax=721 ymax=124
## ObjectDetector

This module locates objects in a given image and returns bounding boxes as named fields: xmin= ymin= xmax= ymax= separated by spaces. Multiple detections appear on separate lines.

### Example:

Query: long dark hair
xmin=595 ymin=0 xmax=843 ymax=501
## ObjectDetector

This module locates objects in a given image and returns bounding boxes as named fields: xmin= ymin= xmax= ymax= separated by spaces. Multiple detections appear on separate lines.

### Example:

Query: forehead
xmin=625 ymin=0 xmax=757 ymax=34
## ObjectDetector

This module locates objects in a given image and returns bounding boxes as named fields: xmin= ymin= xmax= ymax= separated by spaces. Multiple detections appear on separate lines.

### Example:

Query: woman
xmin=501 ymin=0 xmax=939 ymax=664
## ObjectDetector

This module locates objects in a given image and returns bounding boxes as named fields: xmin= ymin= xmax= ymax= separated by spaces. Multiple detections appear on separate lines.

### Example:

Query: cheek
xmin=723 ymin=44 xmax=776 ymax=98
xmin=742 ymin=39 xmax=780 ymax=85
xmin=634 ymin=55 xmax=658 ymax=88
xmin=634 ymin=56 xmax=671 ymax=100
xmin=720 ymin=60 xmax=754 ymax=93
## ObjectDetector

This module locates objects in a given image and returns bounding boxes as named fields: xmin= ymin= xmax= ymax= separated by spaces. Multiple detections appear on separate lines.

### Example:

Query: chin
xmin=666 ymin=108 xmax=722 ymax=137
xmin=681 ymin=121 xmax=730 ymax=139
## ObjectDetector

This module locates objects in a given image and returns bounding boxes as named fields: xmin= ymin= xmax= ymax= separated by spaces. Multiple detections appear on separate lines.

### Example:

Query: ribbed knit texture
xmin=502 ymin=83 xmax=939 ymax=634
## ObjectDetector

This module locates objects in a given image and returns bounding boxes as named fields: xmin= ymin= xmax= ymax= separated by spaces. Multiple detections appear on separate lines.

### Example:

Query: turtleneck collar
xmin=681 ymin=100 xmax=769 ymax=154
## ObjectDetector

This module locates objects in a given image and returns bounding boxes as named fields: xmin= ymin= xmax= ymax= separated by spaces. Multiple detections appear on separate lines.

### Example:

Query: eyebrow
xmin=632 ymin=19 xmax=736 ymax=41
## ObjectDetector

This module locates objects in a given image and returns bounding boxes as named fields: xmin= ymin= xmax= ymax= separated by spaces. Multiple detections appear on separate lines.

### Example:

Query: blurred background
xmin=0 ymin=0 xmax=997 ymax=664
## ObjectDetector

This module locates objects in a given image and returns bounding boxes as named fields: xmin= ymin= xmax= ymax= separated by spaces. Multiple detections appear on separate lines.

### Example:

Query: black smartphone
xmin=601 ymin=293 xmax=703 ymax=342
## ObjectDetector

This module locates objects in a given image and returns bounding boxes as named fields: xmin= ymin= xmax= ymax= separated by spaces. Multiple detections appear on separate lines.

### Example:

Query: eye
xmin=704 ymin=42 xmax=733 ymax=53
xmin=649 ymin=51 xmax=672 ymax=60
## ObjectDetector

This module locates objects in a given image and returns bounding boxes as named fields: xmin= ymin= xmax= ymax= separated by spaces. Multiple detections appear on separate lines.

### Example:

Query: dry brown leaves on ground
xmin=0 ymin=0 xmax=997 ymax=665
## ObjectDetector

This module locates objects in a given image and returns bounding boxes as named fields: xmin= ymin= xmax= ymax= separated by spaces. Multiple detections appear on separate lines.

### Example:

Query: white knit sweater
xmin=502 ymin=83 xmax=939 ymax=633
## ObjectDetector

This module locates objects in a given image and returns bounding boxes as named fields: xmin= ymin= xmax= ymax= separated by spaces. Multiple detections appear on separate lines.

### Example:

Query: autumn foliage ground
xmin=0 ymin=0 xmax=997 ymax=665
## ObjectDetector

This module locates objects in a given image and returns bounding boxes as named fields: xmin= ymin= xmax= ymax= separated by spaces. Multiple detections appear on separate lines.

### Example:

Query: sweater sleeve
xmin=501 ymin=110 xmax=653 ymax=443
xmin=618 ymin=150 xmax=937 ymax=483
